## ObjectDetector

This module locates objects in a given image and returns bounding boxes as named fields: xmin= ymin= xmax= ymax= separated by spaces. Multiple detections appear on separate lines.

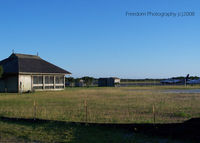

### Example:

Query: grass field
xmin=0 ymin=86 xmax=200 ymax=123
xmin=0 ymin=86 xmax=200 ymax=142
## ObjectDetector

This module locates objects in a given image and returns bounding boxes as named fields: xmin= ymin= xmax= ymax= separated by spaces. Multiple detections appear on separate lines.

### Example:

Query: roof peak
xmin=9 ymin=53 xmax=40 ymax=59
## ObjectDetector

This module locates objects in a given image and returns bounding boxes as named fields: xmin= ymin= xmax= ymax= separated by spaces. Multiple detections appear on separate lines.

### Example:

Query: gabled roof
xmin=0 ymin=53 xmax=71 ymax=75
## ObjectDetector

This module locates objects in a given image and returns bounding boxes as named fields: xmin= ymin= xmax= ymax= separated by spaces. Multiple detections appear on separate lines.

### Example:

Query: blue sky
xmin=0 ymin=0 xmax=199 ymax=79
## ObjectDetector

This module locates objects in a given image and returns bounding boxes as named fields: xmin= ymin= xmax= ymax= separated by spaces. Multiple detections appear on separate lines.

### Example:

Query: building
xmin=75 ymin=79 xmax=86 ymax=87
xmin=0 ymin=53 xmax=71 ymax=92
xmin=98 ymin=77 xmax=120 ymax=87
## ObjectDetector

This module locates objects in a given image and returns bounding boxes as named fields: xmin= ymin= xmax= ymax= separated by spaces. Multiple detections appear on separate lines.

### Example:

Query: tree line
xmin=65 ymin=76 xmax=97 ymax=87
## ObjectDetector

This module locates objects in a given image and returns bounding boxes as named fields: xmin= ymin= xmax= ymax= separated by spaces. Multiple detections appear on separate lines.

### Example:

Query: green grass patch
xmin=173 ymin=112 xmax=191 ymax=118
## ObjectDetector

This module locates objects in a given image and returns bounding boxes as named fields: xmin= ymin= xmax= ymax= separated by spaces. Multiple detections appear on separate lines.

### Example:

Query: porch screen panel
xmin=55 ymin=76 xmax=64 ymax=84
xmin=33 ymin=76 xmax=43 ymax=84
xmin=45 ymin=76 xmax=54 ymax=84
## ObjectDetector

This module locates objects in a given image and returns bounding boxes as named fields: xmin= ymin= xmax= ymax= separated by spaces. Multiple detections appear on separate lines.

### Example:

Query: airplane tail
xmin=186 ymin=74 xmax=190 ymax=81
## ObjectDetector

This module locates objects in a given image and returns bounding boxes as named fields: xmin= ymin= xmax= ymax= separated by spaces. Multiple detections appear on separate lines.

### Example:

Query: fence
xmin=0 ymin=98 xmax=193 ymax=124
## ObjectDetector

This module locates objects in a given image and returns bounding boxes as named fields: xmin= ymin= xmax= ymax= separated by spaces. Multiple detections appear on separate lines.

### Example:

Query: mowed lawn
xmin=0 ymin=86 xmax=200 ymax=123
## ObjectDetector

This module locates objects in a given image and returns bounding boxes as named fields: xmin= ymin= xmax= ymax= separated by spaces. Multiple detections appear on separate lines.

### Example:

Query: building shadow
xmin=0 ymin=116 xmax=200 ymax=142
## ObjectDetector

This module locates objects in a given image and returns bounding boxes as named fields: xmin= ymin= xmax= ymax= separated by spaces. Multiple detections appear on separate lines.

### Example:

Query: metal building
xmin=98 ymin=77 xmax=120 ymax=87
xmin=0 ymin=53 xmax=71 ymax=92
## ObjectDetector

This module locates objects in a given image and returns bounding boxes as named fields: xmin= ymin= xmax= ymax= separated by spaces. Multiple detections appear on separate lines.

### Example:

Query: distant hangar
xmin=98 ymin=77 xmax=120 ymax=87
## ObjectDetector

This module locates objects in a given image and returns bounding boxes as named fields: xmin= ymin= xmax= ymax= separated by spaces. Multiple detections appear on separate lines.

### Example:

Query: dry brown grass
xmin=0 ymin=86 xmax=200 ymax=123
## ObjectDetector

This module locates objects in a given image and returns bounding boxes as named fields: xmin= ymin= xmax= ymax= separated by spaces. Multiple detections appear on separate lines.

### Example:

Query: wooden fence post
xmin=153 ymin=104 xmax=156 ymax=124
xmin=34 ymin=100 xmax=36 ymax=120
xmin=85 ymin=100 xmax=87 ymax=122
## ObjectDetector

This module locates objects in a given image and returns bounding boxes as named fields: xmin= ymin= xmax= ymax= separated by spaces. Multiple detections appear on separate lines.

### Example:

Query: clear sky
xmin=0 ymin=0 xmax=199 ymax=79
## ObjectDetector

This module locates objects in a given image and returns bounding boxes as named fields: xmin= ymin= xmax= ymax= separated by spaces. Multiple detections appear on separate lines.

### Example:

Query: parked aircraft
xmin=160 ymin=79 xmax=181 ymax=84
xmin=187 ymin=78 xmax=200 ymax=84
xmin=161 ymin=74 xmax=189 ymax=85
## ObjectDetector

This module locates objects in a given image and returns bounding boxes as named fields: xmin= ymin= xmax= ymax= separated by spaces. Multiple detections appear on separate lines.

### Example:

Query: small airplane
xmin=160 ymin=74 xmax=189 ymax=85
xmin=160 ymin=79 xmax=181 ymax=84
xmin=187 ymin=78 xmax=200 ymax=84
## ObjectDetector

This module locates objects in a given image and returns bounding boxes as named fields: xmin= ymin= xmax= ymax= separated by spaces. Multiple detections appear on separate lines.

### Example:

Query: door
xmin=19 ymin=75 xmax=31 ymax=92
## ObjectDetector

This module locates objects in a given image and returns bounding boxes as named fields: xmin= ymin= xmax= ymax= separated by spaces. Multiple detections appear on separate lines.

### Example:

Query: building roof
xmin=0 ymin=53 xmax=71 ymax=75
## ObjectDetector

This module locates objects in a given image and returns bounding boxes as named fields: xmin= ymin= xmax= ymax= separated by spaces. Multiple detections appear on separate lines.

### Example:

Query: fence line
xmin=0 ymin=99 xmax=192 ymax=124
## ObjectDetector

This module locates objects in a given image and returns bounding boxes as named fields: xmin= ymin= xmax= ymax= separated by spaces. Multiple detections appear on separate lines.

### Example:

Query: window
xmin=33 ymin=76 xmax=43 ymax=84
xmin=55 ymin=86 xmax=64 ymax=89
xmin=45 ymin=86 xmax=54 ymax=89
xmin=33 ymin=86 xmax=43 ymax=89
xmin=45 ymin=76 xmax=54 ymax=84
xmin=55 ymin=76 xmax=64 ymax=84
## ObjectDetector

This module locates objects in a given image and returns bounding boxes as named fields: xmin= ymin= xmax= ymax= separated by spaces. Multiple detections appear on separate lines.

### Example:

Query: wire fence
xmin=0 ymin=98 xmax=194 ymax=124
